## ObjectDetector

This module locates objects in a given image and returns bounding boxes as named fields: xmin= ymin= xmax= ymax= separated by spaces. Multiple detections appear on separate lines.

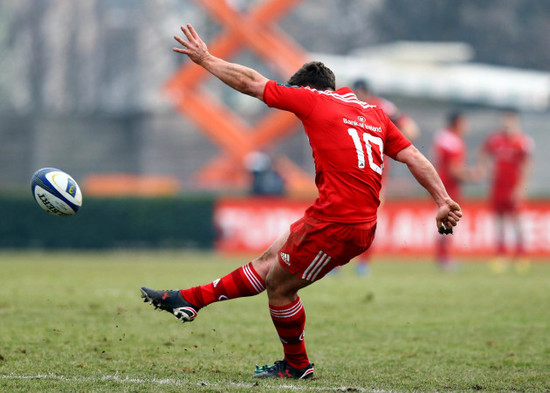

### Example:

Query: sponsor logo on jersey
xmin=280 ymin=252 xmax=291 ymax=265
xmin=213 ymin=278 xmax=221 ymax=287
xmin=343 ymin=117 xmax=382 ymax=133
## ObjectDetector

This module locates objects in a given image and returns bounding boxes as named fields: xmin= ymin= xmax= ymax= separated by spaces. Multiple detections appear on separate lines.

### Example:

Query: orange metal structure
xmin=165 ymin=0 xmax=315 ymax=194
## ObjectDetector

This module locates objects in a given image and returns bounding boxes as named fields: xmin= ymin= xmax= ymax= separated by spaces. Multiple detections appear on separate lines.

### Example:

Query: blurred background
xmin=1 ymin=0 xmax=549 ymax=259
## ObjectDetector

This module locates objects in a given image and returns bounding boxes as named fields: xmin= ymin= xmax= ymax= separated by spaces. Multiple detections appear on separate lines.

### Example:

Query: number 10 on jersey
xmin=347 ymin=128 xmax=384 ymax=174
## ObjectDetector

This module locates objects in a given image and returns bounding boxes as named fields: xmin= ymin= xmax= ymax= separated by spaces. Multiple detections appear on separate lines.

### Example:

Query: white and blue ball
xmin=31 ymin=168 xmax=82 ymax=216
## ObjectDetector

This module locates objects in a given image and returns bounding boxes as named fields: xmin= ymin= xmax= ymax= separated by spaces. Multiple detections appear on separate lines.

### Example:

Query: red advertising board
xmin=214 ymin=198 xmax=550 ymax=258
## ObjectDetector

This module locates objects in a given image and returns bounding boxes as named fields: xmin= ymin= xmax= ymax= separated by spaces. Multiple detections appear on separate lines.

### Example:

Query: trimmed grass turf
xmin=0 ymin=251 xmax=548 ymax=392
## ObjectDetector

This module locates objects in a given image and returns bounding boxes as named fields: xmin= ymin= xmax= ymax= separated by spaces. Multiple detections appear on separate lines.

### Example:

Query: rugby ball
xmin=31 ymin=168 xmax=82 ymax=216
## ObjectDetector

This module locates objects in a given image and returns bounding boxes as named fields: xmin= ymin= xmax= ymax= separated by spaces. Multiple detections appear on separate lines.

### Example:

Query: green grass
xmin=0 ymin=251 xmax=548 ymax=392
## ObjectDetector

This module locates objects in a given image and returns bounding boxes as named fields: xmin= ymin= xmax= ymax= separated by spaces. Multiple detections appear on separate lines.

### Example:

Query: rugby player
xmin=141 ymin=24 xmax=462 ymax=379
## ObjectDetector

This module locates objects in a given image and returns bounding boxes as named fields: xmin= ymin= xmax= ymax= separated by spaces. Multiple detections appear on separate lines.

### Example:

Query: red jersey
xmin=432 ymin=129 xmax=466 ymax=200
xmin=263 ymin=81 xmax=411 ymax=223
xmin=482 ymin=130 xmax=533 ymax=201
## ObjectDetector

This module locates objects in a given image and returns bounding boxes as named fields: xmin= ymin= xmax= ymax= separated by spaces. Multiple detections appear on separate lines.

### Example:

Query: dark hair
xmin=447 ymin=110 xmax=464 ymax=127
xmin=352 ymin=79 xmax=370 ymax=92
xmin=287 ymin=61 xmax=336 ymax=91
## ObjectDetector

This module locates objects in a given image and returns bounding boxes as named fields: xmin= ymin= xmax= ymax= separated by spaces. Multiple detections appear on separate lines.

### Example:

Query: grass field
xmin=0 ymin=251 xmax=548 ymax=392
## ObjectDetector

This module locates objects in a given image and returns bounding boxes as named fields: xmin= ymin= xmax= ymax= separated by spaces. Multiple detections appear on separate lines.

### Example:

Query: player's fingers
xmin=173 ymin=35 xmax=189 ymax=47
xmin=447 ymin=217 xmax=458 ymax=226
xmin=445 ymin=216 xmax=457 ymax=226
xmin=181 ymin=25 xmax=194 ymax=42
xmin=173 ymin=47 xmax=190 ymax=54
xmin=448 ymin=211 xmax=461 ymax=222
xmin=451 ymin=203 xmax=462 ymax=213
xmin=187 ymin=23 xmax=200 ymax=40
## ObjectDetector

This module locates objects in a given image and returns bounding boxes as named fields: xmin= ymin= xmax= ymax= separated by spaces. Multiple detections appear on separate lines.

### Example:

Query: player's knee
xmin=265 ymin=273 xmax=282 ymax=298
xmin=265 ymin=273 xmax=278 ymax=295
xmin=266 ymin=285 xmax=296 ymax=303
xmin=256 ymin=248 xmax=275 ymax=263
xmin=251 ymin=250 xmax=278 ymax=277
xmin=265 ymin=273 xmax=298 ymax=303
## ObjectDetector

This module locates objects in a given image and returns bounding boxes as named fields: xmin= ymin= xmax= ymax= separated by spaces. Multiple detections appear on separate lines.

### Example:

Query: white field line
xmin=0 ymin=373 xmax=401 ymax=392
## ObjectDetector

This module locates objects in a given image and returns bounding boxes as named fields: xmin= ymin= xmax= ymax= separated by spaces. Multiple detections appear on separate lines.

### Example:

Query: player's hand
xmin=173 ymin=24 xmax=210 ymax=65
xmin=436 ymin=199 xmax=462 ymax=235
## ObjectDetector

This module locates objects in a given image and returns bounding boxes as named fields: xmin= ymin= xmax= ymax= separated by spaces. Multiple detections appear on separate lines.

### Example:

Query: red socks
xmin=180 ymin=262 xmax=265 ymax=308
xmin=179 ymin=263 xmax=310 ymax=370
xmin=269 ymin=297 xmax=310 ymax=370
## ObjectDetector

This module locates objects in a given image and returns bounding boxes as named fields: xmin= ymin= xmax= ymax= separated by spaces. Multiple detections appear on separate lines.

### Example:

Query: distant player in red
xmin=140 ymin=24 xmax=462 ymax=380
xmin=351 ymin=79 xmax=420 ymax=275
xmin=479 ymin=110 xmax=533 ymax=272
xmin=432 ymin=111 xmax=479 ymax=269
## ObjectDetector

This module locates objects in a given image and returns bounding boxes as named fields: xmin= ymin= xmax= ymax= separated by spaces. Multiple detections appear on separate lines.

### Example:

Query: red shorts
xmin=278 ymin=216 xmax=377 ymax=282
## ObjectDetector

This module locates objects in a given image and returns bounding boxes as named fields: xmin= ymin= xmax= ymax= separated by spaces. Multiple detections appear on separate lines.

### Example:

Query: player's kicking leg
xmin=140 ymin=230 xmax=289 ymax=323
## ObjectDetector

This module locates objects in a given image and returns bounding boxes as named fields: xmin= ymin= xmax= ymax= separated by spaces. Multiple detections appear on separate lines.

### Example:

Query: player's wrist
xmin=435 ymin=197 xmax=453 ymax=208
xmin=196 ymin=52 xmax=213 ymax=67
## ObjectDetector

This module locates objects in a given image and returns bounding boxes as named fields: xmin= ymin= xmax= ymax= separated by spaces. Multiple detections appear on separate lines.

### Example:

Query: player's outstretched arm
xmin=395 ymin=145 xmax=462 ymax=232
xmin=173 ymin=24 xmax=268 ymax=100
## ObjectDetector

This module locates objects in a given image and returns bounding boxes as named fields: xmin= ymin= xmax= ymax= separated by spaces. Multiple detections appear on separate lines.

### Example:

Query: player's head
xmin=288 ymin=62 xmax=336 ymax=91
xmin=447 ymin=110 xmax=468 ymax=134
xmin=352 ymin=79 xmax=371 ymax=100
xmin=501 ymin=108 xmax=520 ymax=134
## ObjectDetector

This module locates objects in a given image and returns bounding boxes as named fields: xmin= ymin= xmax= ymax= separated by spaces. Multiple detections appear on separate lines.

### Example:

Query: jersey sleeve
xmin=263 ymin=80 xmax=318 ymax=119
xmin=382 ymin=111 xmax=412 ymax=159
